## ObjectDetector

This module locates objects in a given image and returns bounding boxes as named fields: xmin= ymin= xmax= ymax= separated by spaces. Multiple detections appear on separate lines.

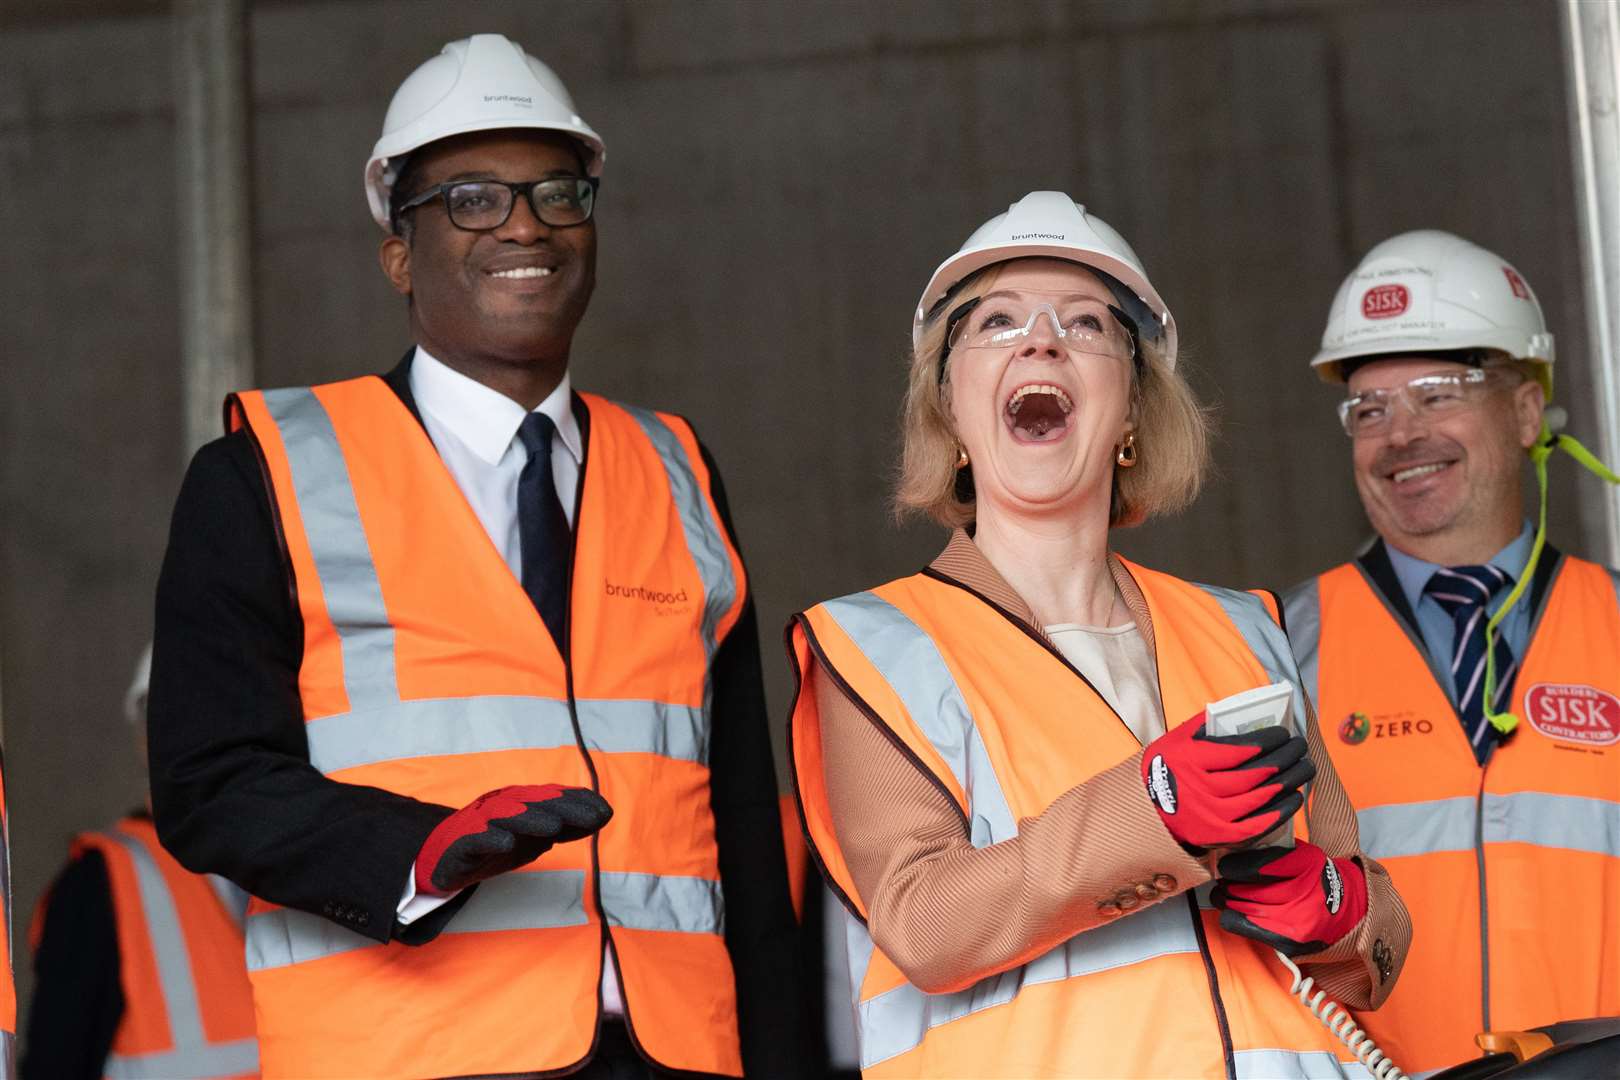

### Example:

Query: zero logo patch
xmin=1361 ymin=284 xmax=1410 ymax=319
xmin=1339 ymin=711 xmax=1371 ymax=745
xmin=1146 ymin=754 xmax=1178 ymax=814
xmin=1523 ymin=683 xmax=1620 ymax=746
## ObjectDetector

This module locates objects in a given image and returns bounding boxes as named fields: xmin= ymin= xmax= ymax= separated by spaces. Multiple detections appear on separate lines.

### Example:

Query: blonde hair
xmin=895 ymin=264 xmax=1212 ymax=528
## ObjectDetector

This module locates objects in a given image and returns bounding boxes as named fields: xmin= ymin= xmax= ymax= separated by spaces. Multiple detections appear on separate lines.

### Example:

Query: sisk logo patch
xmin=1339 ymin=711 xmax=1370 ymax=745
xmin=1523 ymin=683 xmax=1620 ymax=747
xmin=1502 ymin=266 xmax=1530 ymax=300
xmin=1321 ymin=859 xmax=1343 ymax=915
xmin=1146 ymin=754 xmax=1178 ymax=814
xmin=1361 ymin=284 xmax=1410 ymax=320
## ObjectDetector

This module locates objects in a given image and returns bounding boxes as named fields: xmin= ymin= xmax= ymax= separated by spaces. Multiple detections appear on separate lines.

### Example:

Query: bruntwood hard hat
xmin=365 ymin=33 xmax=606 ymax=230
xmin=913 ymin=191 xmax=1177 ymax=367
xmin=1312 ymin=229 xmax=1554 ymax=395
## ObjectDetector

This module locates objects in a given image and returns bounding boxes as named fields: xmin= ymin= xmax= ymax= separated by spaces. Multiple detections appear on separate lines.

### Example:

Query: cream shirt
xmin=1044 ymin=622 xmax=1166 ymax=746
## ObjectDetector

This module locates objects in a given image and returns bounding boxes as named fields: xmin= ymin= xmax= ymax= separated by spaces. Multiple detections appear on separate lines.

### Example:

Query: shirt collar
xmin=1386 ymin=521 xmax=1535 ymax=612
xmin=409 ymin=346 xmax=583 ymax=467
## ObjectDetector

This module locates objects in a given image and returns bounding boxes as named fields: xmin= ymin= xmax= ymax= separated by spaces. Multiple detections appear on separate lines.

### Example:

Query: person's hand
xmin=1141 ymin=715 xmax=1313 ymax=855
xmin=415 ymin=785 xmax=613 ymax=897
xmin=1210 ymin=842 xmax=1367 ymax=957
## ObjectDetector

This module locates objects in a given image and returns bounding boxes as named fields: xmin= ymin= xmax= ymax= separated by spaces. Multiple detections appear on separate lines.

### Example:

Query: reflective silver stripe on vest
xmin=303 ymin=695 xmax=710 ymax=775
xmin=620 ymin=405 xmax=739 ymax=668
xmin=1358 ymin=797 xmax=1477 ymax=859
xmin=1234 ymin=1048 xmax=1369 ymax=1078
xmin=0 ymin=1031 xmax=12 ymax=1080
xmin=855 ymin=902 xmax=1201 ymax=1069
xmin=102 ymin=832 xmax=260 ymax=1078
xmin=262 ymin=388 xmax=399 ymax=710
xmin=601 ymin=872 xmax=723 ymax=935
xmin=246 ymin=869 xmax=720 ymax=971
xmin=1197 ymin=584 xmax=1311 ymax=735
xmin=1359 ymin=792 xmax=1620 ymax=861
xmin=820 ymin=590 xmax=1209 ymax=1068
xmin=1282 ymin=578 xmax=1322 ymax=711
xmin=820 ymin=592 xmax=1018 ymax=847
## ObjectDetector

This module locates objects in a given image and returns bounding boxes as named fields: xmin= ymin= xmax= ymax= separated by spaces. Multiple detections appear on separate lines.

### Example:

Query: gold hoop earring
xmin=1116 ymin=433 xmax=1138 ymax=468
xmin=956 ymin=445 xmax=970 ymax=469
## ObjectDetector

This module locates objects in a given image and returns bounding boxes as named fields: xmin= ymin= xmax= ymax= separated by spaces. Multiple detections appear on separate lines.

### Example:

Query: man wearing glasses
xmin=1283 ymin=230 xmax=1620 ymax=1074
xmin=147 ymin=33 xmax=806 ymax=1079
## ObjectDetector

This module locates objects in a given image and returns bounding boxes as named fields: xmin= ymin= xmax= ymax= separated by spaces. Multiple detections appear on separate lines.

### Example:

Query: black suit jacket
xmin=147 ymin=355 xmax=809 ymax=1076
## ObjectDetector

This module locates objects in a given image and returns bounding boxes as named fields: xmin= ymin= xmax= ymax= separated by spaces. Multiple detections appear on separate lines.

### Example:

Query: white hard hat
xmin=125 ymin=643 xmax=152 ymax=727
xmin=913 ymin=191 xmax=1177 ymax=367
xmin=1313 ymin=229 xmax=1554 ymax=392
xmin=365 ymin=33 xmax=605 ymax=230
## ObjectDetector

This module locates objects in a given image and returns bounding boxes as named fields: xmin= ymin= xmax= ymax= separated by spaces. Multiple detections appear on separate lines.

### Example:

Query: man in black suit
xmin=148 ymin=32 xmax=806 ymax=1079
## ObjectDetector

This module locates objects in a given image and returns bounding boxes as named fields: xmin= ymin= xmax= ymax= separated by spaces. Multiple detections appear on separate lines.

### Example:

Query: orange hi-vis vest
xmin=70 ymin=818 xmax=258 ymax=1079
xmin=1285 ymin=554 xmax=1620 ymax=1074
xmin=0 ymin=760 xmax=14 ymax=1077
xmin=790 ymin=560 xmax=1376 ymax=1079
xmin=229 ymin=377 xmax=748 ymax=1079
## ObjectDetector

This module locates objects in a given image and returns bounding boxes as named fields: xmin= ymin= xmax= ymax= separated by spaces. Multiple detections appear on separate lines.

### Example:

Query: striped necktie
xmin=1423 ymin=564 xmax=1516 ymax=764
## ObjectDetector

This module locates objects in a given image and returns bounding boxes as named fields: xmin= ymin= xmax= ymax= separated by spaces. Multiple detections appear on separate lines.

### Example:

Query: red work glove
xmin=1211 ymin=842 xmax=1368 ymax=957
xmin=416 ymin=785 xmax=613 ymax=897
xmin=1141 ymin=715 xmax=1313 ymax=855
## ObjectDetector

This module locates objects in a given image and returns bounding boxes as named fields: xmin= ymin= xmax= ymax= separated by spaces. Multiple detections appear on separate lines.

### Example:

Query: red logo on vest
xmin=1361 ymin=284 xmax=1409 ymax=319
xmin=1523 ymin=683 xmax=1620 ymax=746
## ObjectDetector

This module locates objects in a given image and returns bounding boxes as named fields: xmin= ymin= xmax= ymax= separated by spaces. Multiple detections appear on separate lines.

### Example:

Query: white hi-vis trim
xmin=245 ymin=870 xmax=723 ymax=973
xmin=815 ymin=591 xmax=1204 ymax=1070
xmin=305 ymin=696 xmax=711 ymax=774
xmin=1195 ymin=583 xmax=1313 ymax=738
xmin=1235 ymin=1049 xmax=1372 ymax=1078
xmin=820 ymin=593 xmax=1016 ymax=847
xmin=101 ymin=833 xmax=259 ymax=1080
xmin=1359 ymin=792 xmax=1620 ymax=862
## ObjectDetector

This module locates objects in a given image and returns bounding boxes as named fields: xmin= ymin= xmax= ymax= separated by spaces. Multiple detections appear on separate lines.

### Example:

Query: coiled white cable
xmin=1276 ymin=951 xmax=1407 ymax=1080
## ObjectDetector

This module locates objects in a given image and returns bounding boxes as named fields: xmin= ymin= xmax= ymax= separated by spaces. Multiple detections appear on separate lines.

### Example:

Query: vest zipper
xmin=559 ymin=435 xmax=617 ymax=1073
xmin=1187 ymin=892 xmax=1238 ymax=1080
xmin=1475 ymin=768 xmax=1491 ymax=1038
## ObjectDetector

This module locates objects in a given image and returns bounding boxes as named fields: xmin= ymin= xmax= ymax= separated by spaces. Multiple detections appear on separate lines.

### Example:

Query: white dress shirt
xmin=395 ymin=347 xmax=626 ymax=1014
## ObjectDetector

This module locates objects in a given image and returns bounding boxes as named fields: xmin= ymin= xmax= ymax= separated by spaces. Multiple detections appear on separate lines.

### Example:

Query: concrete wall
xmin=0 ymin=0 xmax=1596 ymax=1030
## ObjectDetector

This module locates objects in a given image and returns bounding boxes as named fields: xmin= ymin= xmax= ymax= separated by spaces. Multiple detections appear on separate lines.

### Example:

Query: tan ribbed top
xmin=812 ymin=529 xmax=1411 ymax=1007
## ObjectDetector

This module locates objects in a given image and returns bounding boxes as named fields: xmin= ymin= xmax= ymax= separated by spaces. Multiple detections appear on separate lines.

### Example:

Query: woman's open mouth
xmin=1004 ymin=383 xmax=1074 ymax=442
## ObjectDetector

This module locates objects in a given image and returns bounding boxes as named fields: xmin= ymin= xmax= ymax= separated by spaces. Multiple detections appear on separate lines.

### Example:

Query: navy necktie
xmin=1423 ymin=564 xmax=1517 ymax=764
xmin=516 ymin=412 xmax=572 ymax=648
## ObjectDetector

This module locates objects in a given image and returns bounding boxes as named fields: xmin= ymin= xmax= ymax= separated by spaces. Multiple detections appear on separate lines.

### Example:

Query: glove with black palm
xmin=416 ymin=784 xmax=613 ymax=897
xmin=1211 ymin=842 xmax=1368 ymax=957
xmin=1141 ymin=715 xmax=1313 ymax=855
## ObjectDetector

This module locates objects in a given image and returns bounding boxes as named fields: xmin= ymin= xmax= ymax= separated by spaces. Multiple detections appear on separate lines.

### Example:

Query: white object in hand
xmin=1206 ymin=681 xmax=1297 ymax=848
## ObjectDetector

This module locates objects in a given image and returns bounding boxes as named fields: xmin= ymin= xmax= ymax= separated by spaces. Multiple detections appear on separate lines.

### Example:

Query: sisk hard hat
xmin=1312 ymin=229 xmax=1554 ymax=394
xmin=913 ymin=191 xmax=1177 ymax=367
xmin=365 ymin=33 xmax=605 ymax=230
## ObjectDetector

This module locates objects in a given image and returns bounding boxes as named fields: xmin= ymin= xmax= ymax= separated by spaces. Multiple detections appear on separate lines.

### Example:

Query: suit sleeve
xmin=696 ymin=440 xmax=814 ymax=1079
xmin=21 ymin=853 xmax=122 ymax=1080
xmin=1294 ymin=696 xmax=1412 ymax=1009
xmin=147 ymin=432 xmax=458 ymax=943
xmin=811 ymin=657 xmax=1210 ymax=995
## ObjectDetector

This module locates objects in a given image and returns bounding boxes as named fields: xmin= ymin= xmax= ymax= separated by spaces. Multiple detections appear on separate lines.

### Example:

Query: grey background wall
xmin=0 ymin=0 xmax=1601 ymax=1029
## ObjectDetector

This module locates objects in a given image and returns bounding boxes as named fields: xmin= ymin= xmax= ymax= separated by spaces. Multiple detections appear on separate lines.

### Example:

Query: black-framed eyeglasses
xmin=395 ymin=176 xmax=600 ymax=232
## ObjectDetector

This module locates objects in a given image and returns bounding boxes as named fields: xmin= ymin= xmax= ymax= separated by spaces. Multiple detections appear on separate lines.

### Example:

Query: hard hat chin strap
xmin=1482 ymin=421 xmax=1620 ymax=734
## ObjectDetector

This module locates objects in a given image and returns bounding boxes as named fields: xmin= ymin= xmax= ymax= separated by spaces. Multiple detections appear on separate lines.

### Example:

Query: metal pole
xmin=175 ymin=0 xmax=255 ymax=459
xmin=1562 ymin=0 xmax=1620 ymax=567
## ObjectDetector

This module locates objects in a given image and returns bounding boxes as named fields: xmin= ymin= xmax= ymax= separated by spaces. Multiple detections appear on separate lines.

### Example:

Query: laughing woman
xmin=788 ymin=193 xmax=1411 ymax=1079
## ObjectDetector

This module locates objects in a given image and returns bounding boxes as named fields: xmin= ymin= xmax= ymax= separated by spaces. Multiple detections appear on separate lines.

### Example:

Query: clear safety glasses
xmin=946 ymin=290 xmax=1138 ymax=363
xmin=1337 ymin=367 xmax=1502 ymax=438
